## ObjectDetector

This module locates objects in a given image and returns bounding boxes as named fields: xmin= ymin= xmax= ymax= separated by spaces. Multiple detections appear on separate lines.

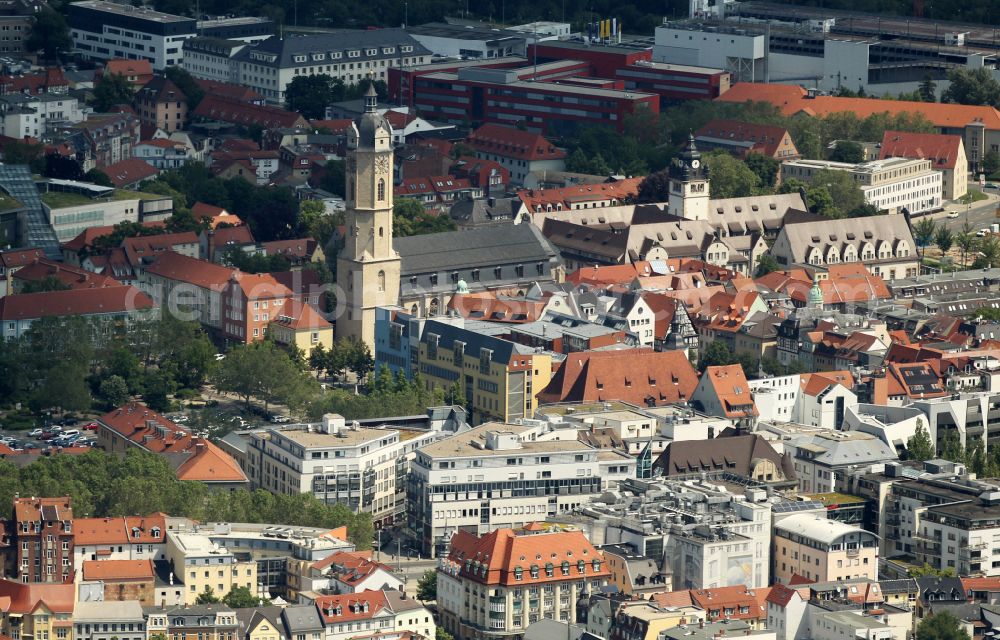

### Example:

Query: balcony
xmin=489 ymin=603 xmax=506 ymax=613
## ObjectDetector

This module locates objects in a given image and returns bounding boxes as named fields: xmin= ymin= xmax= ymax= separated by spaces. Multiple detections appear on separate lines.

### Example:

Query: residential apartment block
xmin=165 ymin=531 xmax=259 ymax=604
xmin=8 ymin=497 xmax=74 ymax=584
xmin=772 ymin=514 xmax=879 ymax=585
xmin=408 ymin=422 xmax=603 ymax=557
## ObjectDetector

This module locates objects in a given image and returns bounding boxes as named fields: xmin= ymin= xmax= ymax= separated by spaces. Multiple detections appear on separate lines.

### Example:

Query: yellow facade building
xmin=270 ymin=301 xmax=334 ymax=358
xmin=165 ymin=532 xmax=258 ymax=604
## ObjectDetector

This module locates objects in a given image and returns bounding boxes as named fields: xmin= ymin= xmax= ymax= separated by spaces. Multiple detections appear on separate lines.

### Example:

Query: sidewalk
xmin=937 ymin=190 xmax=1000 ymax=216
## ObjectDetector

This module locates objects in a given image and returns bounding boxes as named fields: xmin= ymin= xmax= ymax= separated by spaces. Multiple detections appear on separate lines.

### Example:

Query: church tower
xmin=336 ymin=84 xmax=401 ymax=350
xmin=667 ymin=134 xmax=710 ymax=221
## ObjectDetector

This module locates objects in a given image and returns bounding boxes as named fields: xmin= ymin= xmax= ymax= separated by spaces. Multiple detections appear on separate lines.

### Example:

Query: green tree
xmin=805 ymin=169 xmax=867 ymax=218
xmin=222 ymin=586 xmax=268 ymax=608
xmin=213 ymin=341 xmax=318 ymax=414
xmin=913 ymin=218 xmax=937 ymax=260
xmin=298 ymin=199 xmax=339 ymax=246
xmin=972 ymin=308 xmax=1000 ymax=322
xmin=195 ymin=587 xmax=220 ymax=604
xmin=393 ymin=198 xmax=456 ymax=236
xmin=976 ymin=235 xmax=1000 ymax=269
xmin=910 ymin=563 xmax=958 ymax=579
xmin=285 ymin=74 xmax=345 ymax=120
xmin=915 ymin=611 xmax=970 ymax=640
xmin=983 ymin=149 xmax=1000 ymax=176
xmin=25 ymin=7 xmax=71 ymax=62
xmin=636 ymin=169 xmax=672 ymax=203
xmin=704 ymin=152 xmax=760 ymax=198
xmin=935 ymin=227 xmax=954 ymax=255
xmin=416 ymin=569 xmax=437 ymax=601
xmin=942 ymin=67 xmax=1000 ymax=107
xmin=164 ymin=66 xmax=206 ymax=110
xmin=3 ymin=139 xmax=44 ymax=169
xmin=99 ymin=375 xmax=130 ymax=407
xmin=93 ymin=73 xmax=135 ymax=112
xmin=19 ymin=276 xmax=70 ymax=293
xmin=565 ymin=148 xmax=611 ymax=176
xmin=829 ymin=140 xmax=865 ymax=163
xmin=436 ymin=629 xmax=454 ymax=640
xmin=699 ymin=341 xmax=737 ymax=370
xmin=320 ymin=159 xmax=346 ymax=197
xmin=906 ymin=420 xmax=935 ymax=461
xmin=755 ymin=254 xmax=780 ymax=277
xmin=84 ymin=168 xmax=114 ymax=187
xmin=744 ymin=153 xmax=780 ymax=189
xmin=956 ymin=221 xmax=977 ymax=267
xmin=919 ymin=75 xmax=938 ymax=102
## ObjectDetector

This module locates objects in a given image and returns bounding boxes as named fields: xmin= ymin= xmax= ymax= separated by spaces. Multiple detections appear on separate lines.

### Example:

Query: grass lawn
xmin=42 ymin=189 xmax=163 ymax=208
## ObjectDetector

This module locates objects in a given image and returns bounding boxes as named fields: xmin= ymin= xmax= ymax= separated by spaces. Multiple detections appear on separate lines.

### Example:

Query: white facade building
xmin=68 ymin=1 xmax=197 ymax=70
xmin=781 ymin=157 xmax=943 ymax=215
xmin=408 ymin=423 xmax=604 ymax=557
xmin=232 ymin=31 xmax=430 ymax=104
xmin=0 ymin=93 xmax=85 ymax=139
xmin=182 ymin=36 xmax=245 ymax=83
xmin=246 ymin=415 xmax=436 ymax=527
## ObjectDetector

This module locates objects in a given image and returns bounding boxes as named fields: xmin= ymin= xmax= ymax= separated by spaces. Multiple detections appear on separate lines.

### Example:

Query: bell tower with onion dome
xmin=668 ymin=133 xmax=710 ymax=221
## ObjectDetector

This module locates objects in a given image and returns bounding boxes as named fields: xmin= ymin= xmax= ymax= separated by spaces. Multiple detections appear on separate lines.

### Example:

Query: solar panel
xmin=0 ymin=165 xmax=60 ymax=259
xmin=772 ymin=500 xmax=825 ymax=513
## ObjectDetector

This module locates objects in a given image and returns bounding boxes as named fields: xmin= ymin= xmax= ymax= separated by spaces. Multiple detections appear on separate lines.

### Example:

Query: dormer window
xmin=366 ymin=48 xmax=378 ymax=56
xmin=348 ymin=50 xmax=360 ymax=58
xmin=294 ymin=55 xmax=306 ymax=63
xmin=312 ymin=53 xmax=325 ymax=61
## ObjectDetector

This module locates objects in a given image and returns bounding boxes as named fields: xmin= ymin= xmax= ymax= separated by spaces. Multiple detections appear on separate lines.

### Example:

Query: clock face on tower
xmin=375 ymin=156 xmax=390 ymax=173
xmin=691 ymin=159 xmax=701 ymax=169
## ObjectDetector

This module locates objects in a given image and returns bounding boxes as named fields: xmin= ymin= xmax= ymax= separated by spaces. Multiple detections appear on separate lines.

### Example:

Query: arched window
xmin=429 ymin=298 xmax=440 ymax=315
xmin=410 ymin=304 xmax=418 ymax=315
xmin=379 ymin=226 xmax=384 ymax=238
xmin=377 ymin=178 xmax=386 ymax=201
xmin=377 ymin=270 xmax=386 ymax=292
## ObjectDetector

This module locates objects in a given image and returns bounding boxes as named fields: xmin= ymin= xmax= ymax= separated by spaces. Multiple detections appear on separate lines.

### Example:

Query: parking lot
xmin=0 ymin=417 xmax=99 ymax=453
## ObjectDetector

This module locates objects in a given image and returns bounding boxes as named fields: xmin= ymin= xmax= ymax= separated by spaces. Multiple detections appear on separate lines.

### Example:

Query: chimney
xmin=207 ymin=228 xmax=216 ymax=262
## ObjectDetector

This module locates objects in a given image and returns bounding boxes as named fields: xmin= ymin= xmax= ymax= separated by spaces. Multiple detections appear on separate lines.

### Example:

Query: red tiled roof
xmin=695 ymin=119 xmax=795 ymax=158
xmin=98 ymin=402 xmax=247 ymax=484
xmin=175 ymin=440 xmax=248 ymax=483
xmin=0 ymin=68 xmax=69 ymax=96
xmin=755 ymin=264 xmax=890 ymax=305
xmin=445 ymin=527 xmax=610 ymax=586
xmin=880 ymin=130 xmax=964 ymax=170
xmin=885 ymin=361 xmax=948 ymax=399
xmin=0 ymin=247 xmax=43 ymax=269
xmin=518 ymin=177 xmax=642 ymax=214
xmin=217 ymin=138 xmax=260 ymax=153
xmin=690 ymin=586 xmax=770 ymax=621
xmin=12 ymin=257 xmax=120 ymax=290
xmin=0 ymin=579 xmax=74 ymax=614
xmin=13 ymin=497 xmax=72 ymax=524
xmin=61 ymin=222 xmax=165 ymax=253
xmin=122 ymin=232 xmax=199 ymax=267
xmin=309 ymin=119 xmax=353 ymax=133
xmin=447 ymin=291 xmax=547 ymax=324
xmin=210 ymin=225 xmax=255 ymax=246
xmin=567 ymin=262 xmax=650 ymax=286
xmin=800 ymin=371 xmax=855 ymax=397
xmin=702 ymin=365 xmax=759 ymax=419
xmin=718 ymin=82 xmax=1000 ymax=130
xmin=81 ymin=559 xmax=154 ymax=581
xmin=193 ymin=78 xmax=262 ymax=103
xmin=74 ymin=515 xmax=167 ymax=546
xmin=137 ymin=138 xmax=184 ymax=149
xmin=104 ymin=158 xmax=159 ymax=188
xmin=384 ymin=110 xmax=416 ymax=129
xmin=314 ymin=591 xmax=390 ymax=624
xmin=272 ymin=300 xmax=331 ymax=331
xmin=767 ymin=583 xmax=806 ymax=607
xmin=962 ymin=577 xmax=1000 ymax=593
xmin=142 ymin=251 xmax=236 ymax=290
xmin=102 ymin=59 xmax=153 ymax=81
xmin=260 ymin=237 xmax=318 ymax=260
xmin=538 ymin=348 xmax=699 ymax=406
xmin=194 ymin=94 xmax=307 ymax=129
xmin=0 ymin=286 xmax=154 ymax=322
xmin=650 ymin=591 xmax=695 ymax=608
xmin=312 ymin=551 xmax=394 ymax=587
xmin=469 ymin=123 xmax=566 ymax=161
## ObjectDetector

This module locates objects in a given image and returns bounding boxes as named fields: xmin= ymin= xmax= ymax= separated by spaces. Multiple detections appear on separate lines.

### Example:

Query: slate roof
xmin=233 ymin=30 xmax=429 ymax=69
xmin=653 ymin=433 xmax=791 ymax=478
xmin=393 ymin=223 xmax=557 ymax=274
xmin=773 ymin=215 xmax=916 ymax=265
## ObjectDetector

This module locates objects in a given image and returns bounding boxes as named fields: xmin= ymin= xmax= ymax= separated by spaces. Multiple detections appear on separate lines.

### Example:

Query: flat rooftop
xmin=532 ymin=39 xmax=652 ymax=53
xmin=624 ymin=60 xmax=727 ymax=75
xmin=536 ymin=400 xmax=638 ymax=416
xmin=423 ymin=70 xmax=656 ymax=98
xmin=273 ymin=425 xmax=397 ymax=448
xmin=71 ymin=0 xmax=193 ymax=23
xmin=418 ymin=422 xmax=593 ymax=457
xmin=408 ymin=22 xmax=526 ymax=41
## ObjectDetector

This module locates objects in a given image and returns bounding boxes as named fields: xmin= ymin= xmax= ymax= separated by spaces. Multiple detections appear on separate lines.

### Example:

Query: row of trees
xmin=0 ymin=314 xmax=216 ymax=415
xmin=286 ymin=75 xmax=388 ymax=120
xmin=907 ymin=421 xmax=1000 ymax=479
xmin=912 ymin=217 xmax=1000 ymax=269
xmin=0 ymin=449 xmax=372 ymax=548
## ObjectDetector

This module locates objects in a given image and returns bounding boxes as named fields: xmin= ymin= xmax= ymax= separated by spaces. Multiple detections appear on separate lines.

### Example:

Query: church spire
xmin=364 ymin=81 xmax=378 ymax=113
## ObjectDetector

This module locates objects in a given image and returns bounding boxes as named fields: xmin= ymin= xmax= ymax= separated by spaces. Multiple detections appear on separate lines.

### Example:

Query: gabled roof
xmin=314 ymin=590 xmax=391 ymax=624
xmin=537 ymin=348 xmax=699 ymax=406
xmin=700 ymin=365 xmax=758 ymax=418
xmin=82 ymin=559 xmax=154 ymax=581
xmin=61 ymin=222 xmax=165 ymax=253
xmin=690 ymin=586 xmax=770 ymax=620
xmin=102 ymin=59 xmax=153 ymax=81
xmin=14 ymin=497 xmax=72 ymax=523
xmin=194 ymin=94 xmax=307 ymax=129
xmin=193 ymin=78 xmax=262 ymax=103
xmin=103 ymin=158 xmax=159 ymax=188
xmin=271 ymin=300 xmax=331 ymax=331
xmin=136 ymin=75 xmax=186 ymax=104
xmin=142 ymin=251 xmax=237 ymax=290
xmin=0 ymin=247 xmax=43 ymax=268
xmin=653 ymin=434 xmax=788 ymax=478
xmin=718 ymin=82 xmax=1000 ymax=131
xmin=74 ymin=514 xmax=167 ymax=546
xmin=519 ymin=177 xmax=642 ymax=214
xmin=260 ymin=237 xmax=318 ymax=259
xmin=175 ymin=440 xmax=248 ymax=483
xmin=880 ymin=130 xmax=964 ymax=170
xmin=122 ymin=232 xmax=199 ymax=267
xmin=11 ymin=257 xmax=120 ymax=290
xmin=469 ymin=123 xmax=566 ymax=161
xmin=886 ymin=361 xmax=948 ymax=399
xmin=0 ymin=285 xmax=154 ymax=321
xmin=695 ymin=119 xmax=793 ymax=157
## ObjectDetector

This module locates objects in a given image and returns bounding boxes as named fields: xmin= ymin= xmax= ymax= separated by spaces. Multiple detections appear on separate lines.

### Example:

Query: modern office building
xmin=68 ymin=1 xmax=197 ymax=70
xmin=244 ymin=414 xmax=437 ymax=527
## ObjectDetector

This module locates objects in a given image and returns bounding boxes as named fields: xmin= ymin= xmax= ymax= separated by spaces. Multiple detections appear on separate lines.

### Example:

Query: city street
xmin=928 ymin=188 xmax=1000 ymax=232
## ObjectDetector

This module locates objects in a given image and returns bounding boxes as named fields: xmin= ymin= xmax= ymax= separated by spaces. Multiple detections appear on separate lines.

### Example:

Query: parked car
xmin=22 ymin=442 xmax=39 ymax=450
xmin=270 ymin=415 xmax=291 ymax=424
xmin=83 ymin=422 xmax=98 ymax=431
xmin=60 ymin=429 xmax=81 ymax=440
xmin=0 ymin=436 xmax=15 ymax=444
xmin=28 ymin=428 xmax=43 ymax=438
xmin=947 ymin=211 xmax=960 ymax=218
